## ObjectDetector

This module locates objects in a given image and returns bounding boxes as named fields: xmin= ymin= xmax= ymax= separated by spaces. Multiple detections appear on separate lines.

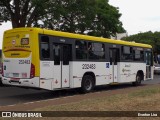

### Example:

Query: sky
xmin=109 ymin=0 xmax=160 ymax=35
xmin=0 ymin=0 xmax=160 ymax=48
xmin=0 ymin=21 xmax=12 ymax=49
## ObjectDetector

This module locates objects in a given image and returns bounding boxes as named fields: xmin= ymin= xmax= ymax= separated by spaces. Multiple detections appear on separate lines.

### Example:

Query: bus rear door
xmin=109 ymin=48 xmax=119 ymax=83
xmin=53 ymin=43 xmax=72 ymax=89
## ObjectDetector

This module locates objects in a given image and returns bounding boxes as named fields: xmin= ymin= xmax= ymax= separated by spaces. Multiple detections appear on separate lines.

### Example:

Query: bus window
xmin=75 ymin=40 xmax=87 ymax=59
xmin=145 ymin=51 xmax=152 ymax=65
xmin=121 ymin=46 xmax=133 ymax=61
xmin=63 ymin=45 xmax=71 ymax=65
xmin=40 ymin=36 xmax=50 ymax=60
xmin=53 ymin=44 xmax=60 ymax=65
xmin=88 ymin=42 xmax=105 ymax=60
xmin=133 ymin=48 xmax=144 ymax=61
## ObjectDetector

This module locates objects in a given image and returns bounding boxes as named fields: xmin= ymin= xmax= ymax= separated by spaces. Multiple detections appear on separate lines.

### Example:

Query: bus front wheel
xmin=81 ymin=75 xmax=94 ymax=93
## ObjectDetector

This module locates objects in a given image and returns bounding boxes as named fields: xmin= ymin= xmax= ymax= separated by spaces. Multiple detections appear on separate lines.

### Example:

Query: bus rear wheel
xmin=132 ymin=73 xmax=142 ymax=86
xmin=81 ymin=75 xmax=94 ymax=93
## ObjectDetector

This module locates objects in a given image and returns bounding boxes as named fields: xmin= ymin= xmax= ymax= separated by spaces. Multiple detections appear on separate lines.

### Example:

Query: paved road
xmin=0 ymin=75 xmax=160 ymax=106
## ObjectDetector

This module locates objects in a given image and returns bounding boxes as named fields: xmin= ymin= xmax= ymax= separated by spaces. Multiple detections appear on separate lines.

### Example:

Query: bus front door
xmin=145 ymin=51 xmax=152 ymax=79
xmin=109 ymin=48 xmax=119 ymax=83
xmin=53 ymin=44 xmax=72 ymax=89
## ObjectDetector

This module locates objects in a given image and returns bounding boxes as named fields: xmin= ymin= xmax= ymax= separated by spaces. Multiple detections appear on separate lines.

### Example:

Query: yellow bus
xmin=1 ymin=27 xmax=153 ymax=92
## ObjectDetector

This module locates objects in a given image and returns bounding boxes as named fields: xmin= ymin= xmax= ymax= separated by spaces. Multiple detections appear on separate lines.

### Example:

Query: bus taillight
xmin=30 ymin=63 xmax=35 ymax=78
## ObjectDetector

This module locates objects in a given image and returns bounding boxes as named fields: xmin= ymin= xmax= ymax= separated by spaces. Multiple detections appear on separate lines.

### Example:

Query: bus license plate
xmin=13 ymin=73 xmax=19 ymax=77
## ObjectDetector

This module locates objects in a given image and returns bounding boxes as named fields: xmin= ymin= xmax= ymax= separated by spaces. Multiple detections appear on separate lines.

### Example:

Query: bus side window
xmin=121 ymin=46 xmax=133 ymax=61
xmin=88 ymin=42 xmax=105 ymax=60
xmin=75 ymin=40 xmax=87 ymax=59
xmin=40 ymin=36 xmax=50 ymax=60
xmin=133 ymin=48 xmax=144 ymax=61
xmin=41 ymin=48 xmax=50 ymax=58
xmin=53 ymin=44 xmax=60 ymax=65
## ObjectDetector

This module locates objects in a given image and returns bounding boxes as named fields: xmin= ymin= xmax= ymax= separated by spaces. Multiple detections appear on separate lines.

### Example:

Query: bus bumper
xmin=2 ymin=77 xmax=40 ymax=88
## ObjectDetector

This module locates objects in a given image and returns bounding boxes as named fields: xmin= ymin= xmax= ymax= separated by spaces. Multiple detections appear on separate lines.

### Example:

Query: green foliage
xmin=0 ymin=0 xmax=51 ymax=28
xmin=43 ymin=0 xmax=125 ymax=37
xmin=122 ymin=31 xmax=160 ymax=52
xmin=0 ymin=0 xmax=125 ymax=38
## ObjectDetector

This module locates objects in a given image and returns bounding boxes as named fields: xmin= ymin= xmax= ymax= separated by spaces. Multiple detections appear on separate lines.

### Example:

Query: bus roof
xmin=5 ymin=27 xmax=152 ymax=48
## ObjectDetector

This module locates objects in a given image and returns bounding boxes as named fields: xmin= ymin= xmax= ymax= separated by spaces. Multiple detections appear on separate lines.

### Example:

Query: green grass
xmin=128 ymin=87 xmax=160 ymax=97
xmin=34 ymin=87 xmax=160 ymax=111
xmin=2 ymin=86 xmax=160 ymax=120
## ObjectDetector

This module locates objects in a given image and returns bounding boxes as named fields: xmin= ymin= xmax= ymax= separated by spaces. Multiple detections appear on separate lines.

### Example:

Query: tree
xmin=122 ymin=31 xmax=160 ymax=53
xmin=42 ymin=0 xmax=98 ymax=33
xmin=0 ymin=0 xmax=51 ymax=28
xmin=42 ymin=0 xmax=125 ymax=37
xmin=88 ymin=0 xmax=125 ymax=37
xmin=0 ymin=0 xmax=125 ymax=38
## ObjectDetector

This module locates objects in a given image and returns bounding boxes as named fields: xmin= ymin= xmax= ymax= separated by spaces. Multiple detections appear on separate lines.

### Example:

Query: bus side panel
xmin=71 ymin=61 xmax=111 ymax=88
xmin=118 ymin=62 xmax=146 ymax=83
xmin=39 ymin=61 xmax=54 ymax=90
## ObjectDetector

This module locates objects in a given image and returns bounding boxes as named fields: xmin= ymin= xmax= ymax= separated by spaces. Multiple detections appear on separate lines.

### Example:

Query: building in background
xmin=111 ymin=33 xmax=128 ymax=40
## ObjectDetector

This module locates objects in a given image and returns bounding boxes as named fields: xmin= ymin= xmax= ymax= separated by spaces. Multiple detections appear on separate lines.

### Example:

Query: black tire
xmin=81 ymin=75 xmax=94 ymax=93
xmin=132 ymin=73 xmax=142 ymax=86
xmin=0 ymin=78 xmax=3 ymax=86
